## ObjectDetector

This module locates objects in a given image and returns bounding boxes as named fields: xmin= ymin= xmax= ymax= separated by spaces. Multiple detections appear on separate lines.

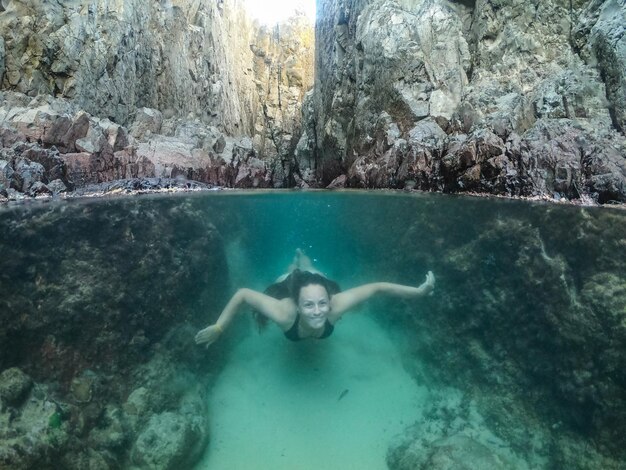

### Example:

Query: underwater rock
xmin=0 ymin=380 xmax=71 ymax=470
xmin=130 ymin=410 xmax=207 ymax=470
xmin=424 ymin=435 xmax=515 ymax=470
xmin=87 ymin=405 xmax=129 ymax=452
xmin=123 ymin=387 xmax=151 ymax=419
xmin=581 ymin=273 xmax=626 ymax=333
xmin=0 ymin=196 xmax=228 ymax=468
xmin=59 ymin=448 xmax=111 ymax=470
xmin=0 ymin=194 xmax=230 ymax=378
xmin=378 ymin=199 xmax=626 ymax=466
xmin=0 ymin=367 xmax=32 ymax=406
xmin=70 ymin=374 xmax=95 ymax=404
xmin=387 ymin=394 xmax=523 ymax=470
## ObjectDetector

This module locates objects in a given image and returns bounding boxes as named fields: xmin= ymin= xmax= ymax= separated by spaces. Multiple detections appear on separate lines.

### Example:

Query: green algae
xmin=48 ymin=411 xmax=62 ymax=429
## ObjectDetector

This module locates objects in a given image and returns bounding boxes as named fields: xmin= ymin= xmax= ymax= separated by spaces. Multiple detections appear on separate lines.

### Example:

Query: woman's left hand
xmin=419 ymin=271 xmax=435 ymax=295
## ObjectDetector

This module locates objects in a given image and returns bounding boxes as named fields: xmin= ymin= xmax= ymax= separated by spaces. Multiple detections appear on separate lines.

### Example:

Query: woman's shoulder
xmin=276 ymin=297 xmax=298 ymax=324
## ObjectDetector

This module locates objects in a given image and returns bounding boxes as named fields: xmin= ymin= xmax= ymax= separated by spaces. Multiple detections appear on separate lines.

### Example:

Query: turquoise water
xmin=0 ymin=191 xmax=625 ymax=469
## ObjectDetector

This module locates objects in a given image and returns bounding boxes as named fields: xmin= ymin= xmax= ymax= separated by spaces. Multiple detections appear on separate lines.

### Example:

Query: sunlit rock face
xmin=0 ymin=0 xmax=314 ymax=186
xmin=250 ymin=15 xmax=316 ymax=185
xmin=309 ymin=0 xmax=626 ymax=202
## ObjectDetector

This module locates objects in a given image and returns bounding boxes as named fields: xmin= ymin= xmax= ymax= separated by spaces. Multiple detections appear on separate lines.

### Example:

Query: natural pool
xmin=0 ymin=191 xmax=625 ymax=469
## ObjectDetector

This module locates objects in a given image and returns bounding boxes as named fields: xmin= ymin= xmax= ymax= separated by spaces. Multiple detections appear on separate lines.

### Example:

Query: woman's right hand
xmin=195 ymin=324 xmax=223 ymax=348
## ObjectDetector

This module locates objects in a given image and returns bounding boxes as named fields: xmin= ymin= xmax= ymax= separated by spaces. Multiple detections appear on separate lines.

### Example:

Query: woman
xmin=194 ymin=249 xmax=435 ymax=347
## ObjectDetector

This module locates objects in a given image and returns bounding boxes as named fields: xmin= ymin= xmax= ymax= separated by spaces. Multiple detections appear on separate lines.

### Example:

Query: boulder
xmin=0 ymin=368 xmax=32 ymax=406
xmin=130 ymin=108 xmax=163 ymax=141
xmin=130 ymin=411 xmax=207 ymax=470
xmin=424 ymin=435 xmax=516 ymax=470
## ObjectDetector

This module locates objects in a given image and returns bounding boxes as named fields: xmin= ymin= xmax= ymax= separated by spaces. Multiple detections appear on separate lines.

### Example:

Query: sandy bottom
xmin=194 ymin=314 xmax=429 ymax=470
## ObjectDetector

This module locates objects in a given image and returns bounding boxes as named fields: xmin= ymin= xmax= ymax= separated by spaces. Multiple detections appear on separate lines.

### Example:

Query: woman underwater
xmin=194 ymin=249 xmax=435 ymax=347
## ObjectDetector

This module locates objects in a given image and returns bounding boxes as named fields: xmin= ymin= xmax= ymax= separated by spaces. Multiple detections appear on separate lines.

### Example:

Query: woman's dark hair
xmin=254 ymin=269 xmax=341 ymax=331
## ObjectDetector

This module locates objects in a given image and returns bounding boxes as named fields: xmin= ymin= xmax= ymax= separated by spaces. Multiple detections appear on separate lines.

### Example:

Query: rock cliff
xmin=1 ymin=0 xmax=625 ymax=201
xmin=307 ymin=0 xmax=626 ymax=202
xmin=0 ymin=0 xmax=314 ymax=193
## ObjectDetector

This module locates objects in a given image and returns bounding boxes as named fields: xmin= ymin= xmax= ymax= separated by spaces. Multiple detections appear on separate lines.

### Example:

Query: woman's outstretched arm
xmin=330 ymin=271 xmax=435 ymax=319
xmin=194 ymin=288 xmax=291 ymax=347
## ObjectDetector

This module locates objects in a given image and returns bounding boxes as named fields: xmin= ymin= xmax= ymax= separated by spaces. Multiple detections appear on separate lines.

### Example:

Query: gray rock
xmin=326 ymin=174 xmax=347 ymax=188
xmin=311 ymin=0 xmax=626 ymax=202
xmin=0 ymin=159 xmax=13 ymax=187
xmin=575 ymin=0 xmax=626 ymax=133
xmin=130 ymin=108 xmax=164 ymax=141
xmin=408 ymin=119 xmax=447 ymax=148
xmin=0 ymin=36 xmax=5 ymax=86
xmin=0 ymin=367 xmax=33 ymax=406
xmin=213 ymin=134 xmax=226 ymax=154
xmin=27 ymin=181 xmax=52 ymax=197
xmin=47 ymin=179 xmax=67 ymax=194
xmin=424 ymin=435 xmax=516 ymax=470
xmin=314 ymin=0 xmax=470 ymax=171
xmin=14 ymin=158 xmax=45 ymax=192
xmin=0 ymin=2 xmax=313 ymax=166
xmin=4 ymin=187 xmax=23 ymax=201
xmin=130 ymin=411 xmax=206 ymax=470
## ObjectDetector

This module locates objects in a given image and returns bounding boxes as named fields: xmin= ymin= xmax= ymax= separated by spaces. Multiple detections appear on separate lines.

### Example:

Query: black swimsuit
xmin=283 ymin=314 xmax=335 ymax=341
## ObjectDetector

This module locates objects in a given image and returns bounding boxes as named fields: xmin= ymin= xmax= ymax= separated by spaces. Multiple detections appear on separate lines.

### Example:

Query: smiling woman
xmin=243 ymin=0 xmax=316 ymax=24
xmin=194 ymin=249 xmax=435 ymax=346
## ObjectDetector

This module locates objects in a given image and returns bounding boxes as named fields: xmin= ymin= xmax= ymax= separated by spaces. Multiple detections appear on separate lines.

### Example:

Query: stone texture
xmin=0 ymin=198 xmax=230 ymax=469
xmin=309 ymin=0 xmax=626 ymax=202
xmin=368 ymin=198 xmax=626 ymax=468
xmin=0 ymin=381 xmax=69 ymax=470
xmin=0 ymin=91 xmax=277 ymax=194
xmin=2 ymin=0 xmax=625 ymax=199
xmin=130 ymin=108 xmax=163 ymax=141
xmin=574 ymin=0 xmax=626 ymax=133
xmin=0 ymin=197 xmax=230 ymax=379
xmin=0 ymin=367 xmax=32 ymax=406
xmin=249 ymin=16 xmax=316 ymax=186
xmin=0 ymin=0 xmax=314 ymax=177
xmin=131 ymin=402 xmax=208 ymax=470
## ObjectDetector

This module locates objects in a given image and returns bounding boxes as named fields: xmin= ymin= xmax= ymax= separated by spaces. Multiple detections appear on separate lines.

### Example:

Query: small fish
xmin=338 ymin=389 xmax=349 ymax=401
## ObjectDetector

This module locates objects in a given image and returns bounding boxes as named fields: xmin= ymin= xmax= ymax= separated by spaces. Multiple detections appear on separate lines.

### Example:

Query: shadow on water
xmin=0 ymin=190 xmax=625 ymax=469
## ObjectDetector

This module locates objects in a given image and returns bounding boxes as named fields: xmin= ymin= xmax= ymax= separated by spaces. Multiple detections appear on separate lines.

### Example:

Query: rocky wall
xmin=0 ymin=0 xmax=314 ymax=182
xmin=0 ymin=196 xmax=235 ymax=469
xmin=355 ymin=198 xmax=626 ymax=469
xmin=308 ymin=0 xmax=626 ymax=202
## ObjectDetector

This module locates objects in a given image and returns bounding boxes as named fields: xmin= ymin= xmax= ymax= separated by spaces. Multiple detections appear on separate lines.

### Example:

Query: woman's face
xmin=298 ymin=284 xmax=330 ymax=329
